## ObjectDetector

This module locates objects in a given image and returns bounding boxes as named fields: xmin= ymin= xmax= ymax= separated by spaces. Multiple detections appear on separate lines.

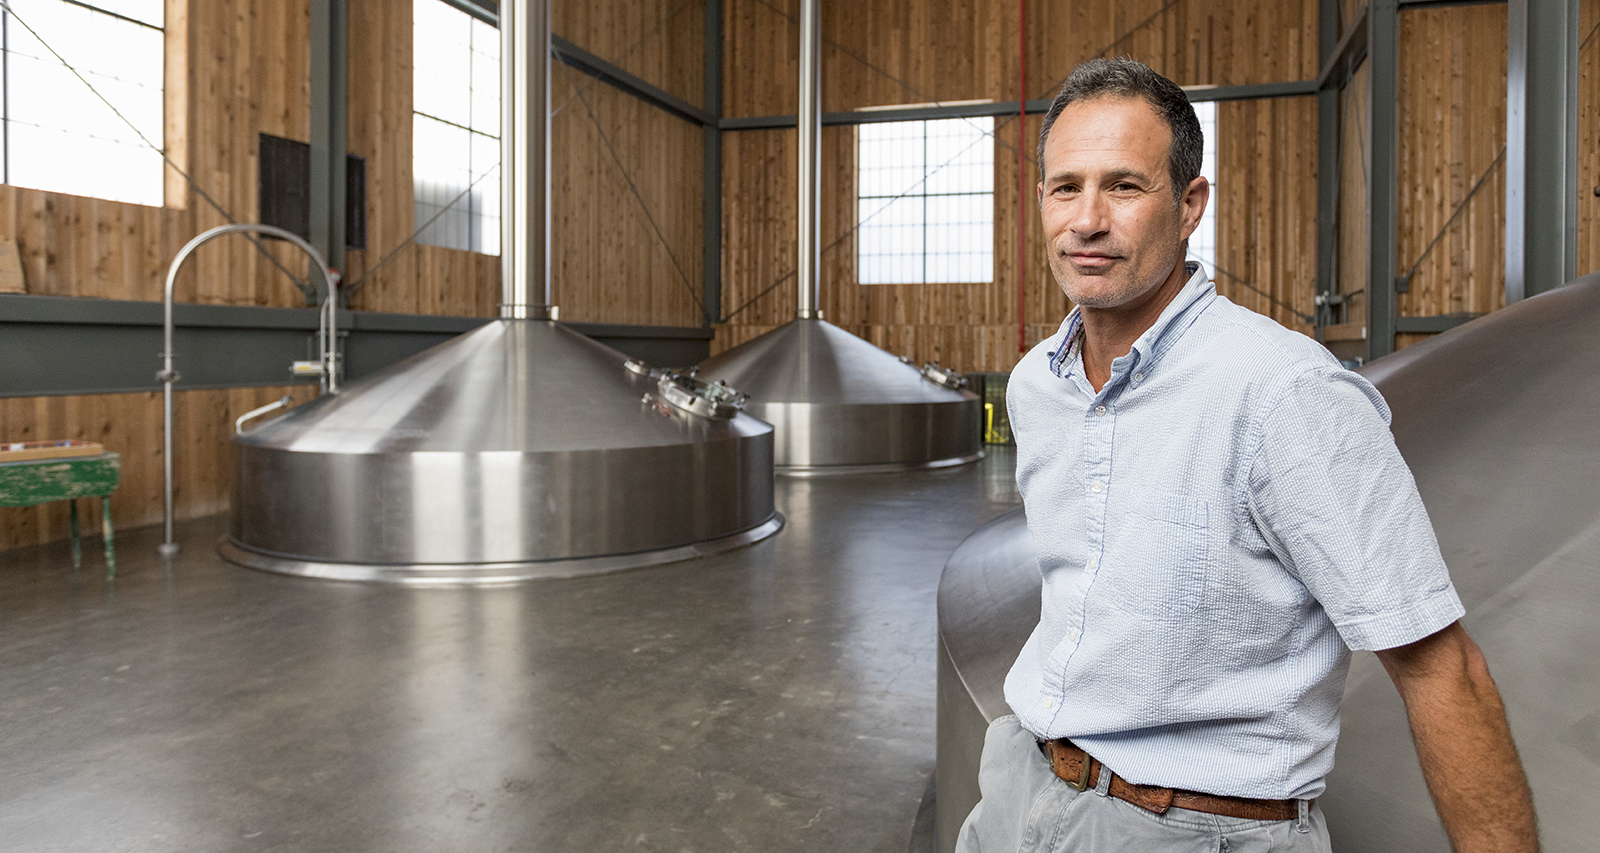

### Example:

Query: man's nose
xmin=1069 ymin=191 xmax=1109 ymax=240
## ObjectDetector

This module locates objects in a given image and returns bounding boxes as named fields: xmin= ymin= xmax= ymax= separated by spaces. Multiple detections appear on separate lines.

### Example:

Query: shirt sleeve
xmin=1247 ymin=366 xmax=1464 ymax=651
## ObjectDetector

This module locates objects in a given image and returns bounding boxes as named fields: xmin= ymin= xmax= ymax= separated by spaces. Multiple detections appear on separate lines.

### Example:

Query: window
xmin=0 ymin=0 xmax=164 ymax=206
xmin=413 ymin=0 xmax=499 ymax=254
xmin=1187 ymin=101 xmax=1218 ymax=274
xmin=857 ymin=117 xmax=994 ymax=284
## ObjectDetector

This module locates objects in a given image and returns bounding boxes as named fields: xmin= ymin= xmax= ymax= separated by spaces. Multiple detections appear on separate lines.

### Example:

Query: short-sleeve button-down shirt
xmin=1004 ymin=263 xmax=1464 ymax=801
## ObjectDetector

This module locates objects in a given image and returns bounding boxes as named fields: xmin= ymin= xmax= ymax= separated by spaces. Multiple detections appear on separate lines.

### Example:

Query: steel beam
xmin=721 ymin=81 xmax=1318 ymax=132
xmin=436 ymin=1 xmax=714 ymax=128
xmin=309 ymin=0 xmax=348 ymax=288
xmin=703 ymin=0 xmax=723 ymax=326
xmin=1315 ymin=0 xmax=1341 ymax=329
xmin=1179 ymin=80 xmax=1320 ymax=102
xmin=439 ymin=0 xmax=495 ymax=25
xmin=1367 ymin=0 xmax=1400 ymax=359
xmin=1316 ymin=4 xmax=1369 ymax=90
xmin=1506 ymin=0 xmax=1579 ymax=302
xmin=552 ymin=35 xmax=715 ymax=126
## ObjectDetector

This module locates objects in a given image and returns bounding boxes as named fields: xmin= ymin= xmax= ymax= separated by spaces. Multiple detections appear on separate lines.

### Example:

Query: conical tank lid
xmin=241 ymin=320 xmax=769 ymax=454
xmin=696 ymin=318 xmax=975 ymax=406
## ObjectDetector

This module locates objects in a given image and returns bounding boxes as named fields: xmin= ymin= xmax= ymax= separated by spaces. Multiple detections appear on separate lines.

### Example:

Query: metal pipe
xmin=159 ymin=223 xmax=336 ymax=557
xmin=500 ymin=0 xmax=555 ymax=320
xmin=236 ymin=396 xmax=295 ymax=435
xmin=795 ymin=0 xmax=821 ymax=320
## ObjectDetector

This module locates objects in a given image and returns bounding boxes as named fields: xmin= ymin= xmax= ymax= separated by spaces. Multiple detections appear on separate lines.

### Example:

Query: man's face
xmin=1036 ymin=96 xmax=1207 ymax=313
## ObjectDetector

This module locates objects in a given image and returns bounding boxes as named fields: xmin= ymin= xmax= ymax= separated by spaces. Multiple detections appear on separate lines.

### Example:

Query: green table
xmin=0 ymin=452 xmax=119 ymax=577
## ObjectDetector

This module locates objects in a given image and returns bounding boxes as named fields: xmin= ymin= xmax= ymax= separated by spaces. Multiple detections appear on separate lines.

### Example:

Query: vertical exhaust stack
xmin=219 ymin=0 xmax=781 ymax=583
xmin=500 ymin=0 xmax=553 ymax=322
xmin=696 ymin=0 xmax=983 ymax=474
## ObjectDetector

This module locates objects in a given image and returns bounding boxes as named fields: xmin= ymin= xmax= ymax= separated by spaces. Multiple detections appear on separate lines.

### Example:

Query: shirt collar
xmin=1049 ymin=261 xmax=1215 ymax=380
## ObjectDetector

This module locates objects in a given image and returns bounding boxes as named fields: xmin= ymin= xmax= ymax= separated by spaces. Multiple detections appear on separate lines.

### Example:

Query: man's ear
xmin=1178 ymin=176 xmax=1210 ymax=240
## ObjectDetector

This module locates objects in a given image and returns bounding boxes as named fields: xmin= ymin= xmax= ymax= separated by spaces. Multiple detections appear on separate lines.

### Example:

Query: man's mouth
xmin=1067 ymin=251 xmax=1121 ymax=267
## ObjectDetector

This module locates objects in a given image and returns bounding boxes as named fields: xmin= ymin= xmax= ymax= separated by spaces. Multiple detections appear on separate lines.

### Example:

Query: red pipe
xmin=1017 ymin=0 xmax=1028 ymax=353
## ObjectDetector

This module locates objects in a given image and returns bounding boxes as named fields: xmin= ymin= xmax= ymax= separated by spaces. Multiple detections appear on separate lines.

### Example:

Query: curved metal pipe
xmin=235 ymin=396 xmax=295 ymax=435
xmin=159 ymin=223 xmax=337 ymax=557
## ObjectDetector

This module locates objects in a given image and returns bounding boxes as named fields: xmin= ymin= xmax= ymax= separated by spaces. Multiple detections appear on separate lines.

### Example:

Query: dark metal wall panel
xmin=1 ymin=323 xmax=321 ymax=397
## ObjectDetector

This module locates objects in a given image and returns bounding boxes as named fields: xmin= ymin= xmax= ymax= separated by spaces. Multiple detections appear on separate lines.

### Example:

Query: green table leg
xmin=69 ymin=499 xmax=82 ymax=570
xmin=101 ymin=496 xmax=116 ymax=579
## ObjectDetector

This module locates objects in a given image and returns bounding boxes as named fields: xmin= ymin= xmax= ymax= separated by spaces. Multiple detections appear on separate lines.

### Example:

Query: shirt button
xmin=1094 ymin=405 xmax=1107 ymax=416
xmin=1042 ymin=697 xmax=1055 ymax=709
xmin=1133 ymin=372 xmax=1144 ymax=383
xmin=1087 ymin=556 xmax=1098 ymax=570
xmin=1090 ymin=481 xmax=1104 ymax=494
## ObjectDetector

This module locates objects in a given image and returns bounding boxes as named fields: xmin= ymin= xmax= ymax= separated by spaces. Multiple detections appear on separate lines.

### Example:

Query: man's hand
xmin=1376 ymin=621 xmax=1539 ymax=853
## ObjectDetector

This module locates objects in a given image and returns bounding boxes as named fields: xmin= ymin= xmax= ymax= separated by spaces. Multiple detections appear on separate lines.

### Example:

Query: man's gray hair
xmin=1036 ymin=58 xmax=1203 ymax=203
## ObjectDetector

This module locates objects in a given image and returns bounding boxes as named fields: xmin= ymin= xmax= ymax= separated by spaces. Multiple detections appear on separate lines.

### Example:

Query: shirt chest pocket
xmin=1098 ymin=492 xmax=1211 ymax=618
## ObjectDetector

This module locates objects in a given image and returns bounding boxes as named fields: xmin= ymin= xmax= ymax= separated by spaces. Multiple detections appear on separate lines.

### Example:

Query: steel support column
xmin=1507 ymin=0 xmax=1579 ymax=302
xmin=1315 ymin=0 xmax=1341 ymax=329
xmin=309 ymin=0 xmax=349 ymax=292
xmin=703 ymin=0 xmax=723 ymax=326
xmin=1367 ymin=0 xmax=1400 ymax=359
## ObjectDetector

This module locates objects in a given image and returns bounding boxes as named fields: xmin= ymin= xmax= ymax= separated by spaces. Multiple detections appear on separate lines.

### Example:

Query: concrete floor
xmin=0 ymin=449 xmax=1020 ymax=852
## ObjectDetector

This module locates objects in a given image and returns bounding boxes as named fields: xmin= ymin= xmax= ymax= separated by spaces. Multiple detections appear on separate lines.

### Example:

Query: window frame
xmin=0 ymin=0 xmax=167 ymax=207
xmin=855 ymin=116 xmax=996 ymax=286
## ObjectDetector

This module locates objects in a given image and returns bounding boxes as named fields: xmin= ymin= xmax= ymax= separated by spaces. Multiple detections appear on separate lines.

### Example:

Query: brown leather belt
xmin=1042 ymin=739 xmax=1305 ymax=821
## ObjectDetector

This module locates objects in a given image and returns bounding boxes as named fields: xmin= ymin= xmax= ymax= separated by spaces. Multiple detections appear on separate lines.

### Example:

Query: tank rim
xmin=216 ymin=513 xmax=785 ymax=585
xmin=776 ymin=450 xmax=984 ymax=477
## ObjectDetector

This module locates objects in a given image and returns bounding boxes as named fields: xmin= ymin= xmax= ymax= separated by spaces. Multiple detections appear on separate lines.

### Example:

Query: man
xmin=957 ymin=59 xmax=1538 ymax=852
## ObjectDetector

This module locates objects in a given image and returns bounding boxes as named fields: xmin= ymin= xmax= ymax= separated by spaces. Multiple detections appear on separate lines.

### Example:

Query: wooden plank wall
xmin=0 ymin=387 xmax=319 ymax=552
xmin=725 ymin=0 xmax=1319 ymax=116
xmin=1215 ymin=96 xmax=1319 ymax=337
xmin=1393 ymin=3 xmax=1507 ymax=349
xmin=557 ymin=0 xmax=707 ymax=110
xmin=1 ymin=0 xmax=707 ymax=551
xmin=715 ymin=0 xmax=1322 ymax=371
xmin=1349 ymin=0 xmax=1598 ymax=352
xmin=1335 ymin=60 xmax=1370 ymax=331
xmin=550 ymin=62 xmax=707 ymax=326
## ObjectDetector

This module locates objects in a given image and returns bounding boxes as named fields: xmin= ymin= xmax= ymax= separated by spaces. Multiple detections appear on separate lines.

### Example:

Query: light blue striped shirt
xmin=1004 ymin=263 xmax=1464 ymax=801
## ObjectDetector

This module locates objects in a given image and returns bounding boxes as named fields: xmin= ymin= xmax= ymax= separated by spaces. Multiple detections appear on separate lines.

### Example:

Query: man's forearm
xmin=1377 ymin=622 xmax=1538 ymax=853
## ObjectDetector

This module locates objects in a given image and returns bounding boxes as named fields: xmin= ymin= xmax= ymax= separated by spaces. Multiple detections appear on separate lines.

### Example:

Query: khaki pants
xmin=956 ymin=716 xmax=1335 ymax=853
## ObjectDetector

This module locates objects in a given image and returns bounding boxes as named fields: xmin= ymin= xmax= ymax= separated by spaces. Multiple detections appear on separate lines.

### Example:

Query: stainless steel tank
xmin=697 ymin=319 xmax=981 ymax=472
xmin=696 ymin=0 xmax=982 ymax=474
xmin=221 ymin=0 xmax=780 ymax=583
xmin=933 ymin=272 xmax=1600 ymax=852
xmin=222 ymin=321 xmax=779 ymax=583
